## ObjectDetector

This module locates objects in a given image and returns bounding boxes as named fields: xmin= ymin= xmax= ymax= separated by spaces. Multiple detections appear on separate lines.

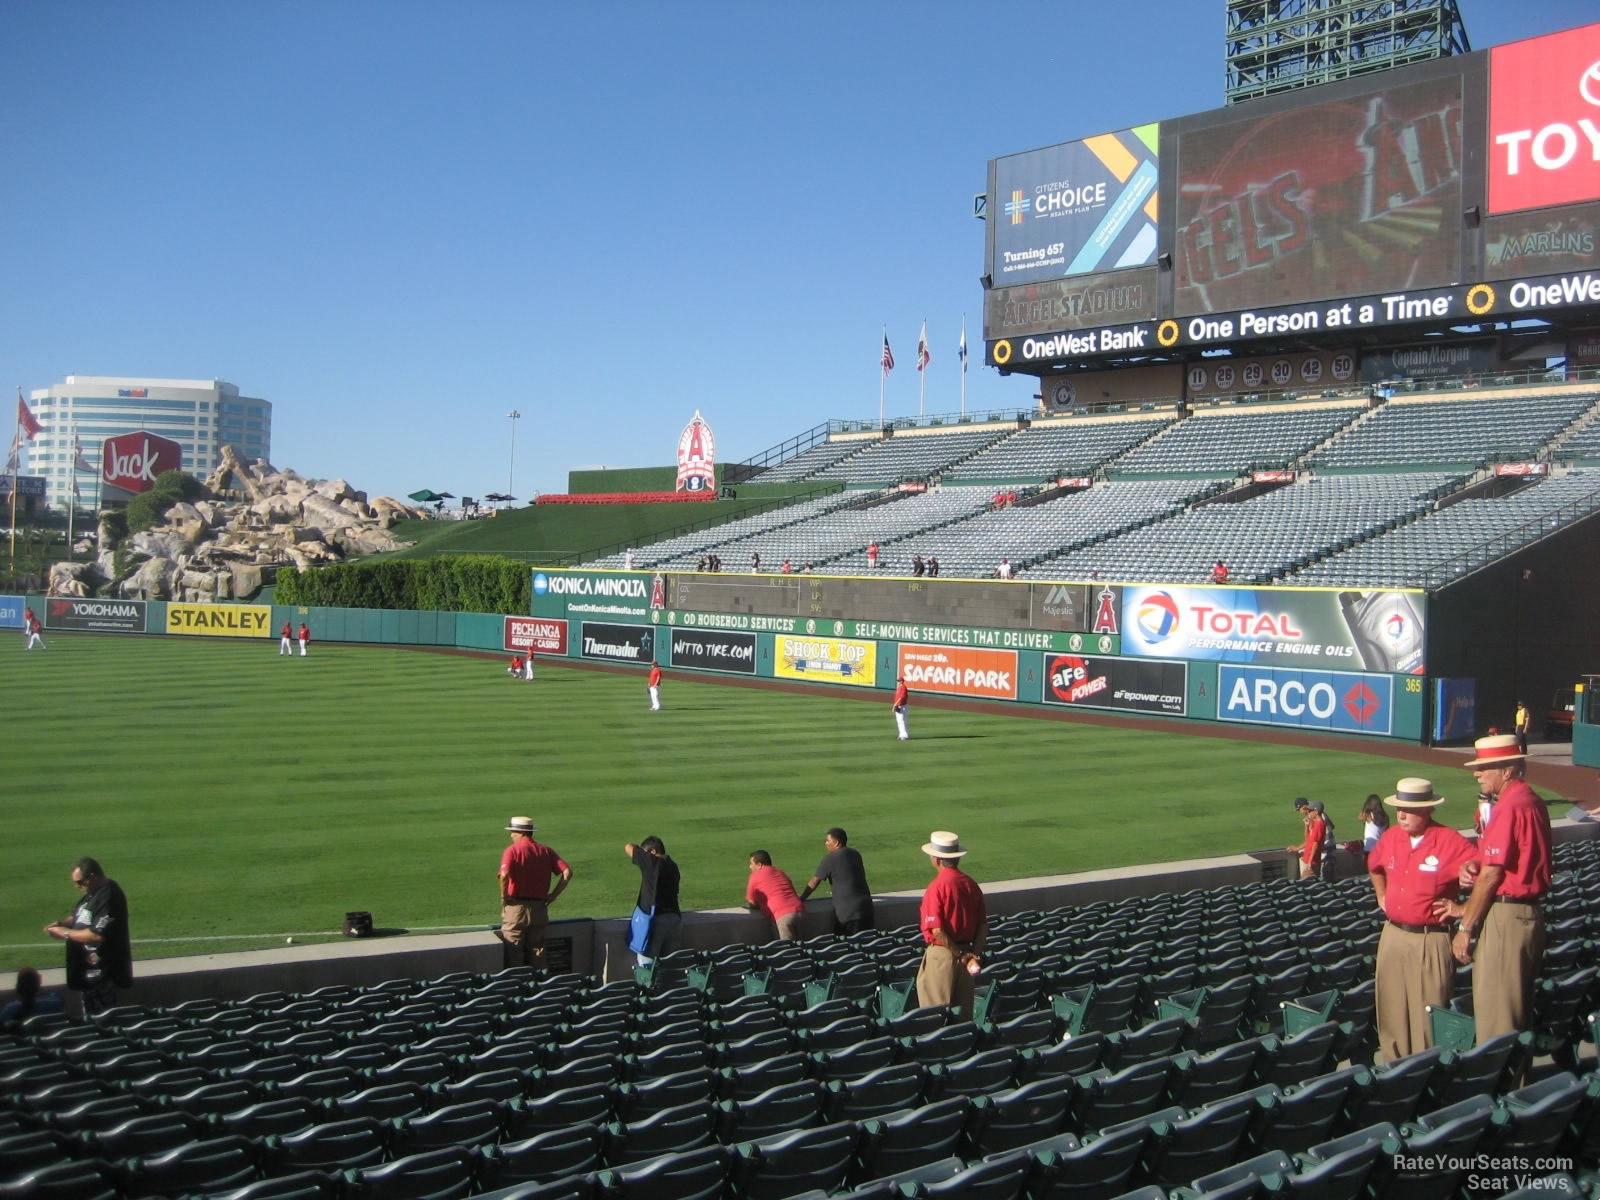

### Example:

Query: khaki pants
xmin=916 ymin=944 xmax=977 ymax=1019
xmin=774 ymin=913 xmax=801 ymax=941
xmin=501 ymin=899 xmax=550 ymax=966
xmin=1374 ymin=923 xmax=1454 ymax=1062
xmin=1473 ymin=902 xmax=1544 ymax=1041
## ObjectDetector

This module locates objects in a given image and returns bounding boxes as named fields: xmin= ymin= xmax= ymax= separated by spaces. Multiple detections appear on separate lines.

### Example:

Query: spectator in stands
xmin=696 ymin=556 xmax=707 ymax=572
xmin=623 ymin=548 xmax=636 ymax=569
xmin=802 ymin=562 xmax=814 ymax=573
xmin=1360 ymin=793 xmax=1389 ymax=852
xmin=915 ymin=831 xmax=987 ymax=1019
xmin=624 ymin=836 xmax=682 ymax=967
xmin=750 ymin=551 xmax=760 ymax=573
xmin=1313 ymin=800 xmax=1337 ymax=881
xmin=0 ymin=967 xmax=64 ymax=1024
xmin=867 ymin=542 xmax=880 ymax=569
xmin=996 ymin=558 xmax=1012 ymax=580
xmin=782 ymin=558 xmax=792 ymax=574
xmin=912 ymin=555 xmax=925 ymax=577
xmin=1006 ymin=490 xmax=1018 ymax=507
xmin=1368 ymin=778 xmax=1477 ymax=1061
xmin=1211 ymin=560 xmax=1230 ymax=584
xmin=498 ymin=817 xmax=572 ymax=970
xmin=927 ymin=556 xmax=940 ymax=578
xmin=993 ymin=491 xmax=1005 ymax=509
xmin=744 ymin=850 xmax=805 ymax=941
xmin=1287 ymin=797 xmax=1322 ymax=880
xmin=800 ymin=827 xmax=876 ymax=936
xmin=44 ymin=857 xmax=132 ymax=1019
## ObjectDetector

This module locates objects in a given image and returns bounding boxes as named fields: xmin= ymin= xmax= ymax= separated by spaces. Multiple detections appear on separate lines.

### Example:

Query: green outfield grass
xmin=1 ymin=635 xmax=1535 ymax=969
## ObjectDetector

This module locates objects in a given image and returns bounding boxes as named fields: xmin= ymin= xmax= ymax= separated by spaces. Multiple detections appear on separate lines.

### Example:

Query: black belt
xmin=1388 ymin=920 xmax=1451 ymax=934
xmin=1495 ymin=895 xmax=1542 ymax=906
xmin=505 ymin=896 xmax=548 ymax=904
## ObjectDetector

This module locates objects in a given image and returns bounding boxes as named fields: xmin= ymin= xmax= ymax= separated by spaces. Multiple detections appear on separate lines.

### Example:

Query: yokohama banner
xmin=46 ymin=597 xmax=147 ymax=633
xmin=897 ymin=644 xmax=1018 ymax=701
xmin=1044 ymin=654 xmax=1187 ymax=715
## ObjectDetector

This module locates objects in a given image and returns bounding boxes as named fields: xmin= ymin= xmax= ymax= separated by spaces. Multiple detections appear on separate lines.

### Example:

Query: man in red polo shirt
xmin=744 ymin=850 xmax=805 ymax=941
xmin=648 ymin=662 xmax=662 ymax=711
xmin=892 ymin=676 xmax=910 ymax=741
xmin=1435 ymin=733 xmax=1551 ymax=1042
xmin=1367 ymin=778 xmax=1477 ymax=1061
xmin=498 ymin=816 xmax=572 ymax=969
xmin=915 ymin=830 xmax=987 ymax=1020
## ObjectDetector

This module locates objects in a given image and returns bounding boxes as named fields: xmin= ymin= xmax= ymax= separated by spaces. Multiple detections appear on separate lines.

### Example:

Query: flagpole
xmin=66 ymin=425 xmax=76 ymax=563
xmin=879 ymin=327 xmax=886 ymax=429
xmin=8 ymin=392 xmax=20 ymax=572
xmin=961 ymin=314 xmax=968 ymax=418
xmin=918 ymin=318 xmax=927 ymax=418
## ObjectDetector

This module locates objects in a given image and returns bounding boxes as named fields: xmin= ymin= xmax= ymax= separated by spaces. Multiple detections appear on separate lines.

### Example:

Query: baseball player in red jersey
xmin=893 ymin=676 xmax=910 ymax=741
xmin=648 ymin=663 xmax=662 ymax=711
xmin=280 ymin=622 xmax=294 ymax=655
xmin=298 ymin=623 xmax=310 ymax=656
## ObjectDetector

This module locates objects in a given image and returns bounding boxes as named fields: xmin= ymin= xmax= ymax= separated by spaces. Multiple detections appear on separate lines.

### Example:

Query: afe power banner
xmin=897 ymin=644 xmax=1018 ymax=701
xmin=671 ymin=628 xmax=757 ymax=674
xmin=774 ymin=635 xmax=878 ymax=688
xmin=1044 ymin=654 xmax=1187 ymax=715
xmin=1121 ymin=585 xmax=1425 ymax=674
xmin=578 ymin=621 xmax=655 ymax=664
xmin=504 ymin=616 xmax=568 ymax=655
xmin=47 ymin=597 xmax=147 ymax=634
xmin=1219 ymin=665 xmax=1395 ymax=737
xmin=166 ymin=603 xmax=271 ymax=637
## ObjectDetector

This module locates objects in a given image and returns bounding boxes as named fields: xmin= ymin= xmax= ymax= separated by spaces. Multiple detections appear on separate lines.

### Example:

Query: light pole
xmin=506 ymin=410 xmax=522 ymax=500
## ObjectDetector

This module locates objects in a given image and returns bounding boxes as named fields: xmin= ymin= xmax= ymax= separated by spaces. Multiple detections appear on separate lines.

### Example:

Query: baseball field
xmin=1 ymin=634 xmax=1542 ymax=969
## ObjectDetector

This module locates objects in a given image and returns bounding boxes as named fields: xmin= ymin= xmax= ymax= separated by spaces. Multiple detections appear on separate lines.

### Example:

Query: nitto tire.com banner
xmin=671 ymin=628 xmax=756 ymax=675
xmin=1219 ymin=666 xmax=1395 ymax=736
xmin=1121 ymin=585 xmax=1425 ymax=674
xmin=1044 ymin=655 xmax=1188 ymax=715
xmin=47 ymin=598 xmax=147 ymax=634
xmin=774 ymin=635 xmax=878 ymax=687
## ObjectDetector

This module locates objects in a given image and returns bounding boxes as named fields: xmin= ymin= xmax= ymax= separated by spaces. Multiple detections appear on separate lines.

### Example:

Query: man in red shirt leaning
xmin=1367 ymin=778 xmax=1477 ymax=1061
xmin=915 ymin=831 xmax=987 ymax=1020
xmin=498 ymin=816 xmax=572 ymax=970
xmin=1435 ymin=733 xmax=1552 ymax=1043
xmin=744 ymin=850 xmax=805 ymax=941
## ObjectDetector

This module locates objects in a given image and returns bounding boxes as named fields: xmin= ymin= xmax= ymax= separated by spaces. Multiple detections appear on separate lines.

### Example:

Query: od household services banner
xmin=896 ymin=644 xmax=1018 ymax=701
xmin=774 ymin=635 xmax=878 ymax=687
xmin=166 ymin=603 xmax=272 ymax=637
xmin=1121 ymin=585 xmax=1425 ymax=674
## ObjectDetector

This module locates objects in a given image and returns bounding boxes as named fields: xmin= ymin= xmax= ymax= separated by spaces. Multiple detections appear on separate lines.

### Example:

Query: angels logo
xmin=650 ymin=574 xmax=666 ymax=610
xmin=1092 ymin=586 xmax=1120 ymax=635
xmin=675 ymin=410 xmax=717 ymax=492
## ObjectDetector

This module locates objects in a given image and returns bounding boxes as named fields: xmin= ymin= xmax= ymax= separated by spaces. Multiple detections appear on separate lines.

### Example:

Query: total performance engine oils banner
xmin=1121 ymin=585 xmax=1425 ymax=674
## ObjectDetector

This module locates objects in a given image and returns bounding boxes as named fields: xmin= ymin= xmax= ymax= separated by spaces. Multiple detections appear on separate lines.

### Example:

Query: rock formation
xmin=46 ymin=446 xmax=429 ymax=602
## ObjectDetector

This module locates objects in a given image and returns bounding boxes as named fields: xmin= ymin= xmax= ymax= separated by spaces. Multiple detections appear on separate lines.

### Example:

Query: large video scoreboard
xmin=983 ymin=21 xmax=1600 ymax=373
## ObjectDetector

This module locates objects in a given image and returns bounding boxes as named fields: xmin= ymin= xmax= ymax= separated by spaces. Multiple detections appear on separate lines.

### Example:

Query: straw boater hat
xmin=921 ymin=831 xmax=969 ymax=858
xmin=506 ymin=817 xmax=537 ymax=834
xmin=1384 ymin=778 xmax=1446 ymax=809
xmin=1464 ymin=733 xmax=1526 ymax=769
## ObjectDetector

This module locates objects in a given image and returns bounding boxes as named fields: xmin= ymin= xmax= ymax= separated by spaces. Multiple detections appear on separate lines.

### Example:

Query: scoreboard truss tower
xmin=1225 ymin=0 xmax=1471 ymax=105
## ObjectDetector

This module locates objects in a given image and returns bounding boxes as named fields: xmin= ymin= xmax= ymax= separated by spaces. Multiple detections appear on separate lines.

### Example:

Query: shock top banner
xmin=991 ymin=125 xmax=1160 ymax=287
xmin=1121 ymin=585 xmax=1425 ymax=674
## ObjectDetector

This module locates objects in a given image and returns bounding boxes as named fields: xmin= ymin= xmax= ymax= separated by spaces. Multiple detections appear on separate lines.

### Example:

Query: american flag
xmin=74 ymin=435 xmax=95 ymax=472
xmin=959 ymin=321 xmax=968 ymax=372
xmin=916 ymin=322 xmax=930 ymax=372
xmin=881 ymin=335 xmax=895 ymax=376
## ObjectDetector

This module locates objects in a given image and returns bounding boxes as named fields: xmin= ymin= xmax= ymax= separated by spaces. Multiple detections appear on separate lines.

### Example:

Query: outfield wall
xmin=526 ymin=569 xmax=1430 ymax=743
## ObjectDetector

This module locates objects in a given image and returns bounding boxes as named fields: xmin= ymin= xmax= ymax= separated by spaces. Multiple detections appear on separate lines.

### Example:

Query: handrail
xmin=1419 ymin=487 xmax=1600 ymax=588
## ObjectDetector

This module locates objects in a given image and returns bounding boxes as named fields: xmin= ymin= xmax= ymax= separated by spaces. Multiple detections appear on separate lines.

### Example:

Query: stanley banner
xmin=166 ymin=603 xmax=272 ymax=638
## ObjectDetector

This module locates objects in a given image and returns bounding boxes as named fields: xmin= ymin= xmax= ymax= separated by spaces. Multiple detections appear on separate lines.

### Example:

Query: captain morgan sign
xmin=676 ymin=410 xmax=716 ymax=492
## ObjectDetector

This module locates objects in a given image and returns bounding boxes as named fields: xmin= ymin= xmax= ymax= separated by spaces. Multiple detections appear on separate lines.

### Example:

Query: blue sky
xmin=3 ymin=1 xmax=1593 ymax=504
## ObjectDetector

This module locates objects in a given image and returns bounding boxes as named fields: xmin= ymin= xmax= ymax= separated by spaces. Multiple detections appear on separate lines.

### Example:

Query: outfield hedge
xmin=275 ymin=554 xmax=530 ymax=614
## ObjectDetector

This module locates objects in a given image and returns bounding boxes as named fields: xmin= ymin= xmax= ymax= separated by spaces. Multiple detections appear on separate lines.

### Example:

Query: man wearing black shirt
xmin=800 ymin=827 xmax=876 ymax=936
xmin=44 ymin=857 xmax=131 ymax=1019
xmin=624 ymin=836 xmax=682 ymax=965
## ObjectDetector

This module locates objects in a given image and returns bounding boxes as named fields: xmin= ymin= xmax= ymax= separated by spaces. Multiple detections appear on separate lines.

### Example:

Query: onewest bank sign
xmin=988 ymin=270 xmax=1600 ymax=366
xmin=167 ymin=602 xmax=272 ymax=637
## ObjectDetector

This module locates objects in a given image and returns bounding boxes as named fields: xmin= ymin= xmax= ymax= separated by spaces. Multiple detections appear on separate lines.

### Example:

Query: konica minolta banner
xmin=1120 ymin=585 xmax=1425 ymax=674
xmin=531 ymin=569 xmax=661 ymax=622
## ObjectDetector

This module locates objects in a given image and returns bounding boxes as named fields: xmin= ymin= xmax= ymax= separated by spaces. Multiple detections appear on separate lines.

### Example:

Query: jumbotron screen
xmin=1173 ymin=73 xmax=1465 ymax=317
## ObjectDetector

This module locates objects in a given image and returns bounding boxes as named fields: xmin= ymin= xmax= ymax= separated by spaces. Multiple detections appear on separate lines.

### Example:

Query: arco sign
xmin=103 ymin=431 xmax=183 ymax=494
